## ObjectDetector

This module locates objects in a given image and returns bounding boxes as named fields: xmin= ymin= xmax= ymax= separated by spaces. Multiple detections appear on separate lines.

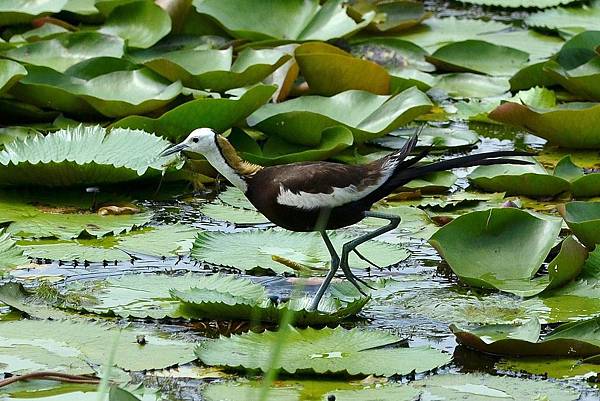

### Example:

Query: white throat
xmin=203 ymin=139 xmax=248 ymax=192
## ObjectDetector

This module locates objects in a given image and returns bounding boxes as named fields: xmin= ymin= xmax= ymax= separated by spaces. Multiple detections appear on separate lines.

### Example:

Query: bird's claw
xmin=339 ymin=259 xmax=375 ymax=295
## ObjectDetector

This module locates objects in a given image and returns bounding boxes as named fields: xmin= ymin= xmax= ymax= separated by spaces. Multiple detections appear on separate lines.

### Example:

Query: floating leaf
xmin=112 ymin=84 xmax=276 ymax=141
xmin=19 ymin=237 xmax=129 ymax=261
xmin=356 ymin=0 xmax=430 ymax=33
xmin=0 ymin=229 xmax=27 ymax=273
xmin=0 ymin=125 xmax=180 ymax=187
xmin=0 ymin=282 xmax=71 ymax=319
xmin=372 ymin=125 xmax=479 ymax=150
xmin=170 ymin=274 xmax=368 ymax=324
xmin=1 ymin=32 xmax=125 ymax=73
xmin=451 ymin=316 xmax=600 ymax=357
xmin=247 ymin=87 xmax=432 ymax=146
xmin=0 ymin=319 xmax=195 ymax=374
xmin=11 ymin=59 xmax=182 ymax=118
xmin=196 ymin=325 xmax=451 ymax=376
xmin=561 ymin=202 xmax=600 ymax=249
xmin=99 ymin=0 xmax=172 ymax=49
xmin=433 ymin=73 xmax=510 ymax=98
xmin=429 ymin=208 xmax=564 ymax=292
xmin=228 ymin=126 xmax=354 ymax=166
xmin=134 ymin=47 xmax=290 ymax=92
xmin=199 ymin=202 xmax=268 ymax=225
xmin=0 ymin=0 xmax=68 ymax=25
xmin=0 ymin=192 xmax=152 ymax=239
xmin=294 ymin=42 xmax=390 ymax=95
xmin=526 ymin=1 xmax=600 ymax=32
xmin=192 ymin=0 xmax=373 ymax=41
xmin=497 ymin=357 xmax=600 ymax=379
xmin=192 ymin=230 xmax=409 ymax=274
xmin=0 ymin=59 xmax=26 ymax=94
xmin=398 ymin=171 xmax=457 ymax=194
xmin=428 ymin=40 xmax=529 ymax=76
xmin=489 ymin=101 xmax=600 ymax=149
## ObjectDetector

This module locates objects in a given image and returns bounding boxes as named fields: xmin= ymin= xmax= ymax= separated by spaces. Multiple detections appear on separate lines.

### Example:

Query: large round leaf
xmin=11 ymin=59 xmax=182 ymax=118
xmin=196 ymin=326 xmax=451 ymax=376
xmin=136 ymin=46 xmax=290 ymax=92
xmin=429 ymin=208 xmax=563 ymax=289
xmin=427 ymin=40 xmax=529 ymax=76
xmin=545 ymin=58 xmax=600 ymax=102
xmin=193 ymin=0 xmax=372 ymax=41
xmin=433 ymin=73 xmax=510 ymax=98
xmin=247 ymin=87 xmax=432 ymax=146
xmin=294 ymin=42 xmax=390 ymax=95
xmin=0 ymin=125 xmax=179 ymax=187
xmin=0 ymin=59 xmax=26 ymax=94
xmin=489 ymin=101 xmax=600 ymax=149
xmin=0 ymin=0 xmax=68 ymax=25
xmin=191 ymin=229 xmax=409 ymax=275
xmin=1 ymin=32 xmax=125 ymax=73
xmin=99 ymin=0 xmax=172 ymax=49
xmin=112 ymin=84 xmax=276 ymax=140
xmin=355 ymin=0 xmax=430 ymax=33
xmin=526 ymin=2 xmax=600 ymax=32
xmin=561 ymin=202 xmax=600 ymax=249
xmin=0 ymin=229 xmax=27 ymax=273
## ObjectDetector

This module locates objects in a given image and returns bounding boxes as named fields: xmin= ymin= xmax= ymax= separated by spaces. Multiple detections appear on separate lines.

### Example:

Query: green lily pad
xmin=247 ymin=87 xmax=432 ymax=146
xmin=432 ymin=73 xmax=510 ymax=98
xmin=428 ymin=40 xmax=530 ymax=76
xmin=0 ymin=318 xmax=195 ymax=374
xmin=228 ymin=126 xmax=354 ymax=166
xmin=510 ymin=61 xmax=558 ymax=90
xmin=134 ymin=47 xmax=290 ymax=92
xmin=0 ymin=0 xmax=68 ymax=25
xmin=295 ymin=42 xmax=390 ymax=96
xmin=429 ymin=208 xmax=563 ymax=292
xmin=0 ymin=59 xmax=26 ymax=94
xmin=497 ymin=357 xmax=600 ymax=379
xmin=372 ymin=125 xmax=479 ymax=150
xmin=398 ymin=171 xmax=457 ymax=194
xmin=1 ymin=32 xmax=125 ymax=73
xmin=196 ymin=325 xmax=451 ymax=376
xmin=99 ymin=0 xmax=171 ymax=49
xmin=191 ymin=230 xmax=409 ymax=275
xmin=356 ymin=0 xmax=430 ymax=33
xmin=457 ymin=0 xmax=578 ymax=6
xmin=8 ymin=23 xmax=70 ymax=43
xmin=192 ymin=0 xmax=372 ymax=41
xmin=489 ymin=101 xmax=600 ymax=149
xmin=561 ymin=202 xmax=600 ymax=249
xmin=0 ymin=192 xmax=152 ymax=240
xmin=0 ymin=125 xmax=180 ymax=187
xmin=526 ymin=1 xmax=600 ymax=32
xmin=0 ymin=282 xmax=72 ymax=320
xmin=217 ymin=186 xmax=256 ymax=210
xmin=112 ymin=84 xmax=276 ymax=141
xmin=451 ymin=316 xmax=600 ymax=357
xmin=11 ymin=59 xmax=182 ymax=118
xmin=19 ymin=224 xmax=197 ymax=261
xmin=350 ymin=37 xmax=434 ymax=73
xmin=170 ymin=274 xmax=368 ymax=324
xmin=200 ymin=202 xmax=268 ymax=225
xmin=411 ymin=373 xmax=579 ymax=401
xmin=0 ymin=229 xmax=27 ymax=273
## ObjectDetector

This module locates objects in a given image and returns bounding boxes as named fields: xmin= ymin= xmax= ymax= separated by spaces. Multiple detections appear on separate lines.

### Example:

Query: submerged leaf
xmin=196 ymin=325 xmax=451 ymax=376
xmin=0 ymin=125 xmax=180 ymax=187
xmin=192 ymin=230 xmax=409 ymax=274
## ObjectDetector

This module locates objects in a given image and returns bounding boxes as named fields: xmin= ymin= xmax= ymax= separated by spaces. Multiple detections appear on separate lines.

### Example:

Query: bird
xmin=160 ymin=127 xmax=532 ymax=310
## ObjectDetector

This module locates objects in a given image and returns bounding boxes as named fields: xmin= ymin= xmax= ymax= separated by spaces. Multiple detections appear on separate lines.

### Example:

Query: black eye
xmin=192 ymin=137 xmax=199 ymax=143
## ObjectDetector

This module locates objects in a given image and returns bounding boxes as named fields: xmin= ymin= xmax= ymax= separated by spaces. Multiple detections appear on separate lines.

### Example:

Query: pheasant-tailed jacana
xmin=161 ymin=127 xmax=531 ymax=310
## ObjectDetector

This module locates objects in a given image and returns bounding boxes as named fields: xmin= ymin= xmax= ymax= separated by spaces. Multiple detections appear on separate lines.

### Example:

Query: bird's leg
xmin=308 ymin=231 xmax=340 ymax=311
xmin=339 ymin=210 xmax=401 ymax=292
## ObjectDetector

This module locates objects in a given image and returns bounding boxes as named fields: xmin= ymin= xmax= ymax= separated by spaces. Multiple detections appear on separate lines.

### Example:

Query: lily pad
xmin=1 ymin=32 xmax=125 ymax=73
xmin=11 ymin=59 xmax=182 ymax=118
xmin=355 ymin=0 xmax=430 ymax=33
xmin=200 ymin=202 xmax=268 ymax=225
xmin=0 ymin=229 xmax=27 ymax=273
xmin=561 ymin=202 xmax=600 ymax=249
xmin=228 ymin=126 xmax=354 ymax=166
xmin=112 ymin=84 xmax=276 ymax=141
xmin=451 ymin=316 xmax=600 ymax=357
xmin=196 ymin=325 xmax=451 ymax=376
xmin=192 ymin=230 xmax=409 ymax=275
xmin=170 ymin=274 xmax=368 ymax=324
xmin=0 ymin=0 xmax=68 ymax=25
xmin=0 ymin=192 xmax=152 ymax=240
xmin=397 ymin=171 xmax=457 ymax=194
xmin=0 ymin=318 xmax=195 ymax=374
xmin=192 ymin=0 xmax=372 ymax=41
xmin=372 ymin=125 xmax=479 ymax=150
xmin=99 ymin=0 xmax=172 ymax=49
xmin=432 ymin=73 xmax=510 ymax=98
xmin=0 ymin=125 xmax=180 ymax=187
xmin=0 ymin=59 xmax=26 ymax=94
xmin=134 ymin=47 xmax=290 ymax=92
xmin=429 ymin=208 xmax=564 ymax=292
xmin=247 ymin=87 xmax=432 ymax=146
xmin=295 ymin=42 xmax=390 ymax=96
xmin=428 ymin=40 xmax=530 ymax=76
xmin=526 ymin=1 xmax=600 ymax=33
xmin=489 ymin=101 xmax=600 ymax=149
xmin=497 ymin=357 xmax=600 ymax=379
xmin=457 ymin=0 xmax=578 ymax=6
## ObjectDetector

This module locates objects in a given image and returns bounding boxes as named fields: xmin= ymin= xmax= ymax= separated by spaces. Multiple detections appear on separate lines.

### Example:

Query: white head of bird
xmin=160 ymin=128 xmax=261 ymax=192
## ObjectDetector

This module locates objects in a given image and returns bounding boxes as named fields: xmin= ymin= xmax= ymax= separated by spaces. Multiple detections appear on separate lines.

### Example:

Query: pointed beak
xmin=160 ymin=143 xmax=188 ymax=157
